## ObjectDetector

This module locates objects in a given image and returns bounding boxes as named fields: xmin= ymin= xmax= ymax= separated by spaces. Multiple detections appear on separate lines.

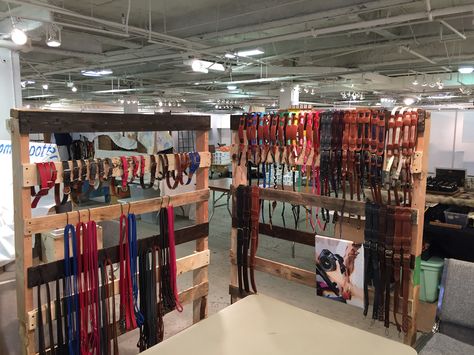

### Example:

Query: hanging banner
xmin=0 ymin=140 xmax=59 ymax=267
xmin=315 ymin=234 xmax=364 ymax=308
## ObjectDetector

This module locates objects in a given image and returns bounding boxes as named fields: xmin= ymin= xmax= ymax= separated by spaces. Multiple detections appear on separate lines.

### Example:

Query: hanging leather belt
xmin=363 ymin=202 xmax=381 ymax=319
xmin=236 ymin=185 xmax=247 ymax=294
xmin=167 ymin=205 xmax=183 ymax=312
xmin=399 ymin=207 xmax=412 ymax=333
xmin=249 ymin=185 xmax=260 ymax=293
xmin=384 ymin=206 xmax=396 ymax=328
xmin=56 ymin=161 xmax=71 ymax=206
xmin=159 ymin=207 xmax=176 ymax=311
xmin=140 ymin=155 xmax=157 ymax=189
xmin=119 ymin=213 xmax=137 ymax=331
xmin=261 ymin=114 xmax=271 ymax=163
xmin=237 ymin=114 xmax=247 ymax=166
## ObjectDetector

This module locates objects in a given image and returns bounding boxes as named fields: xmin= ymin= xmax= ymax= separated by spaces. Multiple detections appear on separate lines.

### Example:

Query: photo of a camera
xmin=318 ymin=249 xmax=346 ymax=274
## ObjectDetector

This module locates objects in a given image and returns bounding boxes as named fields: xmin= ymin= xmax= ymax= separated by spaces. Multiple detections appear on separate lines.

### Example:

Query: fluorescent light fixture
xmin=225 ymin=53 xmax=236 ymax=59
xmin=42 ymin=83 xmax=49 ymax=90
xmin=427 ymin=94 xmax=458 ymax=99
xmin=189 ymin=59 xmax=225 ymax=73
xmin=227 ymin=84 xmax=237 ymax=90
xmin=236 ymin=49 xmax=264 ymax=57
xmin=458 ymin=66 xmax=474 ymax=74
xmin=46 ymin=24 xmax=61 ymax=47
xmin=11 ymin=27 xmax=27 ymax=45
xmin=71 ymin=86 xmax=77 ymax=92
xmin=403 ymin=97 xmax=415 ymax=105
xmin=23 ymin=94 xmax=55 ymax=99
xmin=81 ymin=69 xmax=113 ymax=77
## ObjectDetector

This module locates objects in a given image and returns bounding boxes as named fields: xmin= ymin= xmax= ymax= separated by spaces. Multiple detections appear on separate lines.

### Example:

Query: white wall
xmin=430 ymin=110 xmax=474 ymax=175
xmin=0 ymin=48 xmax=22 ymax=140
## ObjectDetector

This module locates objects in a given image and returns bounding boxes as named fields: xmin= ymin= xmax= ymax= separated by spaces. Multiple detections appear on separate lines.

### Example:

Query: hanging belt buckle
xmin=385 ymin=249 xmax=393 ymax=258
xmin=393 ymin=252 xmax=401 ymax=262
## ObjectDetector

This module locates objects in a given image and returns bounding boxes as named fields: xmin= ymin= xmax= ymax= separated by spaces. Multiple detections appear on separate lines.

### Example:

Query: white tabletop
xmin=143 ymin=294 xmax=416 ymax=355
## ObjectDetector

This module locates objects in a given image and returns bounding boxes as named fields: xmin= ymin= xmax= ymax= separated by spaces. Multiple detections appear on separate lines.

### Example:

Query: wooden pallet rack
xmin=228 ymin=112 xmax=431 ymax=346
xmin=10 ymin=109 xmax=210 ymax=355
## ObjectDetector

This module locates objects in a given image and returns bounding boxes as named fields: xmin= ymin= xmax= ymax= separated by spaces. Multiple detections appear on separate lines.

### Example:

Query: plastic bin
xmin=419 ymin=257 xmax=444 ymax=302
xmin=444 ymin=206 xmax=469 ymax=228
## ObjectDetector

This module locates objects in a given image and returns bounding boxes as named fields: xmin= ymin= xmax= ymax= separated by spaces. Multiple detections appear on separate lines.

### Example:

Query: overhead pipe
xmin=400 ymin=46 xmax=437 ymax=64
xmin=439 ymin=20 xmax=467 ymax=40
xmin=21 ymin=3 xmax=474 ymax=78
xmin=425 ymin=0 xmax=433 ymax=21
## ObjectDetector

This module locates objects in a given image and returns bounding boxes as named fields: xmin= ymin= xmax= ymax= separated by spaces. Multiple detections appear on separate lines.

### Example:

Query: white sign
xmin=0 ymin=140 xmax=59 ymax=266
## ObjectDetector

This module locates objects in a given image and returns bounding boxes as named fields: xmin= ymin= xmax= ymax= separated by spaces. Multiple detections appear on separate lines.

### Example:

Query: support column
xmin=0 ymin=48 xmax=22 ymax=139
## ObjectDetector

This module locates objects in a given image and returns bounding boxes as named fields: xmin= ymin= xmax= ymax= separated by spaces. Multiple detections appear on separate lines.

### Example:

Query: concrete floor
xmin=0 ymin=195 xmax=411 ymax=354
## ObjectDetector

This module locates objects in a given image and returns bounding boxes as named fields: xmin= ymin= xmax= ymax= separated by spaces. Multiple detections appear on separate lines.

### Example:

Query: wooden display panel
xmin=10 ymin=109 xmax=211 ymax=355
xmin=228 ymin=113 xmax=430 ymax=347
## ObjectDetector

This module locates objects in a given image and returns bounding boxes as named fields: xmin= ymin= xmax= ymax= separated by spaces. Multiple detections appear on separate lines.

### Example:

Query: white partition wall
xmin=429 ymin=110 xmax=474 ymax=175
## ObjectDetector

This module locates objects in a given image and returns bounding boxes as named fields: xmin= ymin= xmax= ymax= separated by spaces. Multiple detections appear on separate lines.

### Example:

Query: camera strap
xmin=249 ymin=185 xmax=260 ymax=293
xmin=363 ymin=202 xmax=381 ymax=319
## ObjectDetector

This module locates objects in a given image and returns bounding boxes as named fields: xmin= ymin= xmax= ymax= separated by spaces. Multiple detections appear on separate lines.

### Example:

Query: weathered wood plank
xmin=27 ymin=223 xmax=209 ymax=287
xmin=259 ymin=223 xmax=315 ymax=246
xmin=24 ymin=189 xmax=209 ymax=235
xmin=193 ymin=130 xmax=209 ymax=323
xmin=11 ymin=118 xmax=35 ymax=355
xmin=11 ymin=110 xmax=210 ymax=134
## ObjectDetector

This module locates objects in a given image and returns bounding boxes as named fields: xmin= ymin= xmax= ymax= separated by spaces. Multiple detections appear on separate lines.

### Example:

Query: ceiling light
xmin=42 ymin=83 xmax=49 ymax=90
xmin=458 ymin=66 xmax=474 ymax=74
xmin=66 ymin=81 xmax=74 ymax=88
xmin=158 ymin=101 xmax=163 ymax=107
xmin=46 ymin=24 xmax=61 ymax=47
xmin=227 ymin=84 xmax=237 ymax=90
xmin=81 ymin=69 xmax=113 ymax=77
xmin=71 ymin=86 xmax=77 ymax=93
xmin=403 ymin=97 xmax=415 ymax=105
xmin=438 ymin=83 xmax=444 ymax=89
xmin=11 ymin=27 xmax=27 ymax=45
xmin=236 ymin=49 xmax=264 ymax=57
xmin=280 ymin=87 xmax=285 ymax=92
xmin=311 ymin=89 xmax=315 ymax=95
xmin=421 ymin=81 xmax=428 ymax=87
xmin=412 ymin=79 xmax=419 ymax=85
xmin=225 ymin=53 xmax=236 ymax=59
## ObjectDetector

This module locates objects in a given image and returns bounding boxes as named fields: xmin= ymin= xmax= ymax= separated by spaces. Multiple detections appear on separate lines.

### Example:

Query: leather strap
xmin=140 ymin=155 xmax=157 ymax=189
xmin=166 ymin=154 xmax=181 ymax=190
xmin=249 ymin=186 xmax=260 ymax=293
xmin=167 ymin=205 xmax=183 ymax=312
xmin=119 ymin=214 xmax=137 ymax=331
xmin=159 ymin=207 xmax=176 ymax=311
xmin=236 ymin=185 xmax=245 ymax=294
xmin=31 ymin=162 xmax=57 ymax=208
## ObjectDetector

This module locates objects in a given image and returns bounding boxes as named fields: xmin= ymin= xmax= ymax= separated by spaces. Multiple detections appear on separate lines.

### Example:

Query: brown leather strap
xmin=393 ymin=207 xmax=403 ymax=332
xmin=400 ymin=207 xmax=412 ymax=333
xmin=249 ymin=186 xmax=260 ymax=293
xmin=166 ymin=154 xmax=180 ymax=190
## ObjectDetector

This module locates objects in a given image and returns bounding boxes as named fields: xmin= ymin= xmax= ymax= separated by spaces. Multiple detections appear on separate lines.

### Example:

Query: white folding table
xmin=142 ymin=294 xmax=417 ymax=355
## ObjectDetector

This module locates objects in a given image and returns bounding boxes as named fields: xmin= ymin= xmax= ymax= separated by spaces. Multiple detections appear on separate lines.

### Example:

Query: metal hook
xmin=120 ymin=203 xmax=124 ymax=216
xmin=66 ymin=211 xmax=69 ymax=225
xmin=127 ymin=201 xmax=131 ymax=215
xmin=166 ymin=195 xmax=171 ymax=207
xmin=77 ymin=210 xmax=81 ymax=224
xmin=88 ymin=208 xmax=91 ymax=221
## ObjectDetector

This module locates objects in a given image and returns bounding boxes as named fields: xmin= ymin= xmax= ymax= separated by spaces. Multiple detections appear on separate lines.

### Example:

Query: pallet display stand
xmin=10 ymin=110 xmax=210 ymax=355
xmin=228 ymin=112 xmax=431 ymax=346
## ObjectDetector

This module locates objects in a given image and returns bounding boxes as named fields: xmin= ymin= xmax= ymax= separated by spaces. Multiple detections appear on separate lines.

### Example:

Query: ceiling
xmin=2 ymin=0 xmax=474 ymax=111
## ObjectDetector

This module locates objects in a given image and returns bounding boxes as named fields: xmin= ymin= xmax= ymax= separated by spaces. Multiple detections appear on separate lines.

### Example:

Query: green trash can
xmin=419 ymin=257 xmax=444 ymax=302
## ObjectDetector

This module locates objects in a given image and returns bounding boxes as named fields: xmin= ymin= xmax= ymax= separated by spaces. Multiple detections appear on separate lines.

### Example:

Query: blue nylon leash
xmin=128 ymin=213 xmax=144 ymax=326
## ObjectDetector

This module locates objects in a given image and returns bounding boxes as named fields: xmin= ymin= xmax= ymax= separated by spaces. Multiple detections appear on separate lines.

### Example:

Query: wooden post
xmin=193 ymin=130 xmax=209 ymax=322
xmin=230 ymin=131 xmax=248 ymax=303
xmin=405 ymin=114 xmax=431 ymax=345
xmin=11 ymin=117 xmax=35 ymax=355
